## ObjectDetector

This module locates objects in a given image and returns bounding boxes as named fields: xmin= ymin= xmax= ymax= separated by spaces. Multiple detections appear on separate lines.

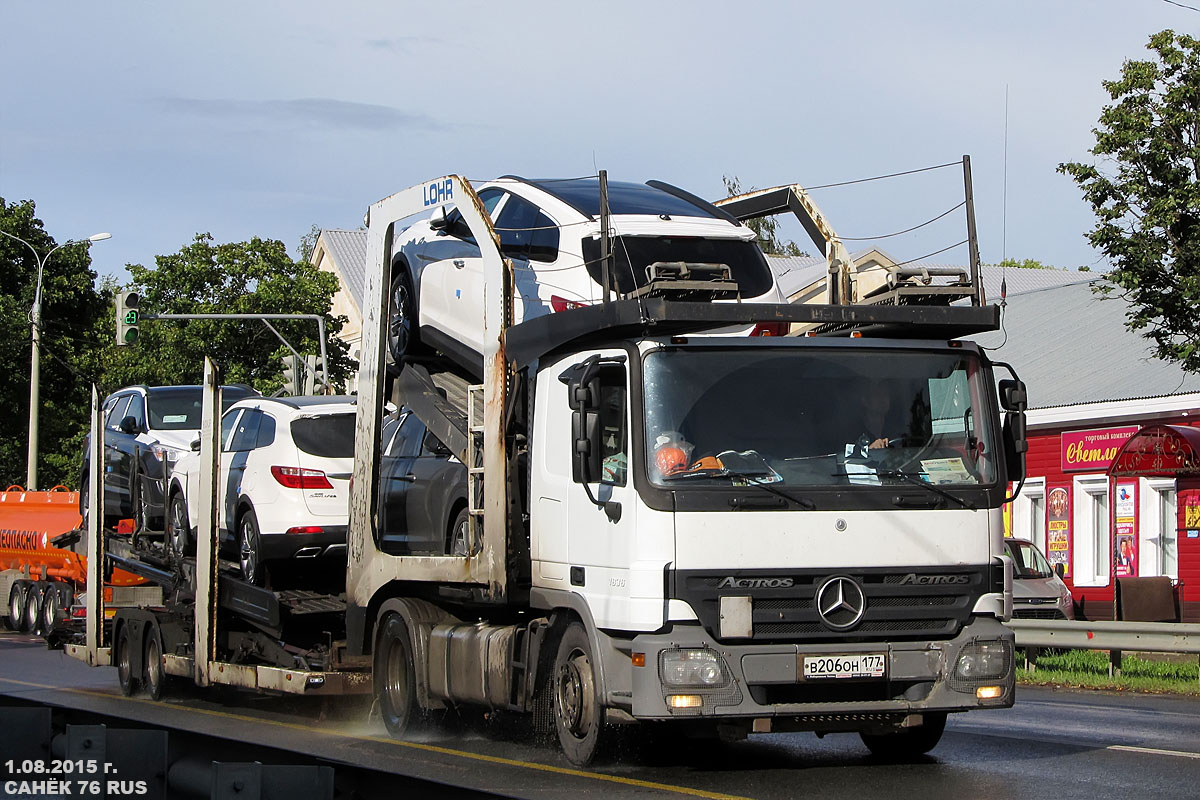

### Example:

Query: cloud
xmin=364 ymin=36 xmax=444 ymax=52
xmin=156 ymin=96 xmax=444 ymax=132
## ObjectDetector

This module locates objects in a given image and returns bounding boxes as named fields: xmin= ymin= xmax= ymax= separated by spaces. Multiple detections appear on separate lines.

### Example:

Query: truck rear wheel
xmin=25 ymin=583 xmax=45 ymax=635
xmin=115 ymin=623 xmax=139 ymax=697
xmin=553 ymin=622 xmax=610 ymax=766
xmin=7 ymin=581 xmax=29 ymax=632
xmin=40 ymin=583 xmax=63 ymax=634
xmin=144 ymin=629 xmax=168 ymax=701
xmin=375 ymin=614 xmax=420 ymax=736
xmin=859 ymin=712 xmax=947 ymax=759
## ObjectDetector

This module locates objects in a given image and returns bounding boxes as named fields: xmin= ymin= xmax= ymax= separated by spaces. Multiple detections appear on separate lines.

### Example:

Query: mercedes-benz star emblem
xmin=815 ymin=576 xmax=867 ymax=630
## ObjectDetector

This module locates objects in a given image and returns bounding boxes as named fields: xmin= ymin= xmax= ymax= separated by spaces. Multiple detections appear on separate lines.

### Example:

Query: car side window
xmin=107 ymin=396 xmax=131 ymax=431
xmin=420 ymin=429 xmax=451 ymax=457
xmin=230 ymin=410 xmax=262 ymax=452
xmin=256 ymin=413 xmax=276 ymax=448
xmin=220 ymin=409 xmax=242 ymax=452
xmin=391 ymin=413 xmax=426 ymax=459
xmin=125 ymin=394 xmax=146 ymax=431
xmin=495 ymin=194 xmax=559 ymax=263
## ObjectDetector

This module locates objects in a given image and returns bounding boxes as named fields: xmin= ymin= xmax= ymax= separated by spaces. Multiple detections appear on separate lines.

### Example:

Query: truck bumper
xmin=629 ymin=615 xmax=1014 ymax=728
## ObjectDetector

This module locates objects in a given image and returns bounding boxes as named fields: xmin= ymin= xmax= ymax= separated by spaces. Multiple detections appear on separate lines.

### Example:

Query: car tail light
xmin=286 ymin=526 xmax=326 ymax=535
xmin=270 ymin=466 xmax=333 ymax=489
xmin=751 ymin=322 xmax=790 ymax=337
xmin=551 ymin=295 xmax=586 ymax=313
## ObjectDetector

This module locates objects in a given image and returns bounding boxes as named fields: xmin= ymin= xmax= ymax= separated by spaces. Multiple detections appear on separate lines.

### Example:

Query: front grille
xmin=675 ymin=566 xmax=989 ymax=644
xmin=1012 ymin=608 xmax=1067 ymax=620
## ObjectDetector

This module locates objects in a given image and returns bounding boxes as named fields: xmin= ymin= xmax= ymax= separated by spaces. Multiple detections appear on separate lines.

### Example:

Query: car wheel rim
xmin=240 ymin=523 xmax=257 ymax=582
xmin=388 ymin=280 xmax=410 ymax=362
xmin=170 ymin=500 xmax=187 ymax=556
xmin=452 ymin=517 xmax=469 ymax=556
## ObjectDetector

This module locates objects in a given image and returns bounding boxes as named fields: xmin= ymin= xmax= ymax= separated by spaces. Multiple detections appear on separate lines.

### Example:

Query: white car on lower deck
xmin=386 ymin=176 xmax=786 ymax=374
xmin=167 ymin=395 xmax=357 ymax=585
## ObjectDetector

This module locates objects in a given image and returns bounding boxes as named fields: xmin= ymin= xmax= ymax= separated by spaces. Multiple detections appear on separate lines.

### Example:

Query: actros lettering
xmin=899 ymin=573 xmax=969 ymax=586
xmin=717 ymin=576 xmax=794 ymax=589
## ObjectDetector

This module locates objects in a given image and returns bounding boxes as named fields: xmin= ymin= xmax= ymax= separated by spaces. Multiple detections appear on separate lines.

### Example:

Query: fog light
xmin=667 ymin=694 xmax=702 ymax=709
xmin=977 ymin=685 xmax=1004 ymax=700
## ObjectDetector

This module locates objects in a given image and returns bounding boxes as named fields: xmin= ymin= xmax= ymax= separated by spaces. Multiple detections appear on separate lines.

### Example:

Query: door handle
xmin=453 ymin=259 xmax=465 ymax=269
xmin=391 ymin=474 xmax=417 ymax=483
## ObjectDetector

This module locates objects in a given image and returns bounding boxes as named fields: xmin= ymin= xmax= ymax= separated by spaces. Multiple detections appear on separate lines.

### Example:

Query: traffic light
xmin=115 ymin=291 xmax=140 ymax=345
xmin=303 ymin=354 xmax=327 ymax=395
xmin=281 ymin=354 xmax=302 ymax=396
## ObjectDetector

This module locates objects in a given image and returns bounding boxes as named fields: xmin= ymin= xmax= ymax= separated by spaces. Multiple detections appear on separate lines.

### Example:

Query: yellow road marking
xmin=0 ymin=676 xmax=751 ymax=800
xmin=1108 ymin=745 xmax=1200 ymax=760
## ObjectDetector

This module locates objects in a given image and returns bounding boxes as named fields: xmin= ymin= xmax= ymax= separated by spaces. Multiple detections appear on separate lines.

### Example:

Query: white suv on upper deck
xmin=386 ymin=176 xmax=785 ymax=374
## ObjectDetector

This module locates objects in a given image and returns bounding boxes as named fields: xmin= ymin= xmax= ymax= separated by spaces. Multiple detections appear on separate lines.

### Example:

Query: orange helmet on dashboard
xmin=655 ymin=445 xmax=688 ymax=476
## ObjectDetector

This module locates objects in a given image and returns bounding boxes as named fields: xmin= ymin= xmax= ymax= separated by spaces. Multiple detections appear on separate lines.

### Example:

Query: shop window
xmin=1158 ymin=485 xmax=1178 ymax=579
xmin=1012 ymin=477 xmax=1046 ymax=550
xmin=1073 ymin=475 xmax=1110 ymax=587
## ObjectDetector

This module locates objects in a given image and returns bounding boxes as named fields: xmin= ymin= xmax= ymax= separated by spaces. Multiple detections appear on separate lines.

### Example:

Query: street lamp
xmin=0 ymin=228 xmax=111 ymax=490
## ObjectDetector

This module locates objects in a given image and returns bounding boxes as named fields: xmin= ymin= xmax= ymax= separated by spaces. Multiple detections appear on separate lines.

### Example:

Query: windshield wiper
xmin=666 ymin=469 xmax=816 ymax=510
xmin=877 ymin=470 xmax=976 ymax=510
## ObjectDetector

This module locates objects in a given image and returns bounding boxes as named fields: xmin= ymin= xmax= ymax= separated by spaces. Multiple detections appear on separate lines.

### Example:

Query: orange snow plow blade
xmin=0 ymin=485 xmax=145 ymax=587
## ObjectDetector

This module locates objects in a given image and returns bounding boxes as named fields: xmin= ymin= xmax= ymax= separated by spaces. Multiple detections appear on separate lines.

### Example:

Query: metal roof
xmin=972 ymin=281 xmax=1200 ymax=409
xmin=317 ymin=229 xmax=369 ymax=311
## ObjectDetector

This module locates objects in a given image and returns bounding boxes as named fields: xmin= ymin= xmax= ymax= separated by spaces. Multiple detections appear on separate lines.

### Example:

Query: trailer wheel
xmin=859 ymin=712 xmax=947 ymax=760
xmin=553 ymin=622 xmax=610 ymax=766
xmin=115 ymin=623 xmax=139 ymax=697
xmin=6 ymin=581 xmax=29 ymax=632
xmin=144 ymin=629 xmax=168 ymax=701
xmin=375 ymin=613 xmax=420 ymax=736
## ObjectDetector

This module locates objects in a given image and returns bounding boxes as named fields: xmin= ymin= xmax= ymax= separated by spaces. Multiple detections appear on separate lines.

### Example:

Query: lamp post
xmin=0 ymin=229 xmax=111 ymax=490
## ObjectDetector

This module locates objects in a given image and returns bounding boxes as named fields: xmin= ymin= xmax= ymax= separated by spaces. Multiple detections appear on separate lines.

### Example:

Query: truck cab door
xmin=563 ymin=361 xmax=640 ymax=630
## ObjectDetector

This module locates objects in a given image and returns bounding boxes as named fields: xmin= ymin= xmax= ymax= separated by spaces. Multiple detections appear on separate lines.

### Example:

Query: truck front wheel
xmin=553 ymin=622 xmax=610 ymax=766
xmin=859 ymin=712 xmax=947 ymax=759
xmin=375 ymin=614 xmax=420 ymax=736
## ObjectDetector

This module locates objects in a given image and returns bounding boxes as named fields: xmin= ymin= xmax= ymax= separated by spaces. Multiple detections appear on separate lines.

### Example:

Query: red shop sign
xmin=1061 ymin=426 xmax=1139 ymax=472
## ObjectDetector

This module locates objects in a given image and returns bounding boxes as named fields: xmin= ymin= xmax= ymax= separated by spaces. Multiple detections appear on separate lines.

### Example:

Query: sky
xmin=3 ymin=0 xmax=1198 ymax=282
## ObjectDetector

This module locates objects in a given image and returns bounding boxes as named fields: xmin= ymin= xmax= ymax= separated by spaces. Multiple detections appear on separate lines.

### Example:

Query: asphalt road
xmin=2 ymin=631 xmax=1198 ymax=799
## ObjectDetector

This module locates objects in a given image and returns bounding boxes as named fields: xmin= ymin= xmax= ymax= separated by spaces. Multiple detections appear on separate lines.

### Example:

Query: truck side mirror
xmin=1003 ymin=413 xmax=1027 ymax=482
xmin=998 ymin=379 xmax=1027 ymax=412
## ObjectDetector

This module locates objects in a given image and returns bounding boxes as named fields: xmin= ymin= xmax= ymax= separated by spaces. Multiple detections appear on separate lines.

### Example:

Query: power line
xmin=840 ymin=201 xmax=966 ymax=241
xmin=805 ymin=161 xmax=962 ymax=191
xmin=1163 ymin=0 xmax=1200 ymax=12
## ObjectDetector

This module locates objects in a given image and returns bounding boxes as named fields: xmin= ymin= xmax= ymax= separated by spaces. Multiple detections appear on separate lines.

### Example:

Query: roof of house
xmin=317 ymin=229 xmax=369 ymax=311
xmin=972 ymin=280 xmax=1200 ymax=409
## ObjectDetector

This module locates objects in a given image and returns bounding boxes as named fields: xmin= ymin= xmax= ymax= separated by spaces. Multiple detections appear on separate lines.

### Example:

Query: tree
xmin=1060 ymin=29 xmax=1200 ymax=371
xmin=105 ymin=234 xmax=353 ymax=395
xmin=722 ymin=176 xmax=810 ymax=257
xmin=987 ymin=258 xmax=1058 ymax=270
xmin=0 ymin=198 xmax=111 ymax=488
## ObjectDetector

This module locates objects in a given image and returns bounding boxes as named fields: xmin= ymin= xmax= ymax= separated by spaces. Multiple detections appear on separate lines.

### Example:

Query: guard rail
xmin=1005 ymin=618 xmax=1200 ymax=684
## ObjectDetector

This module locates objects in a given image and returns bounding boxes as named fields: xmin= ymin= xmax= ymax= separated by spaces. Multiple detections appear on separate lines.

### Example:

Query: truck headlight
xmin=660 ymin=648 xmax=726 ymax=688
xmin=951 ymin=640 xmax=1013 ymax=690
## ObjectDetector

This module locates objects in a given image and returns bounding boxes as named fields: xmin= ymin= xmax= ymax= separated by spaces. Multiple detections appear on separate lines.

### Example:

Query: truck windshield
xmin=643 ymin=347 xmax=999 ymax=489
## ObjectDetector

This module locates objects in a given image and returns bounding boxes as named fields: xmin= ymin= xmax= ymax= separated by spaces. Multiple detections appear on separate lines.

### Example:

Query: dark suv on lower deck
xmin=80 ymin=384 xmax=257 ymax=531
